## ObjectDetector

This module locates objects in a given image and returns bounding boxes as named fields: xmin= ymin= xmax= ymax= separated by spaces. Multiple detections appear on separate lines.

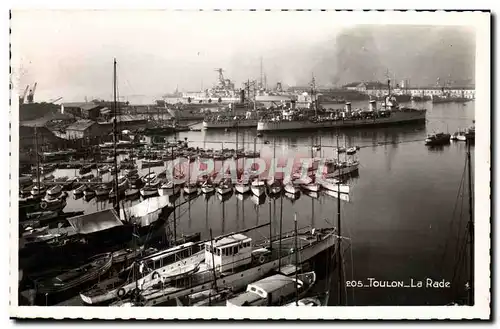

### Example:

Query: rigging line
xmin=452 ymin=179 xmax=468 ymax=266
xmin=116 ymin=62 xmax=136 ymax=101
xmin=342 ymin=215 xmax=356 ymax=304
xmin=451 ymin=223 xmax=469 ymax=287
xmin=342 ymin=253 xmax=349 ymax=306
xmin=451 ymin=233 xmax=469 ymax=298
xmin=439 ymin=156 xmax=467 ymax=271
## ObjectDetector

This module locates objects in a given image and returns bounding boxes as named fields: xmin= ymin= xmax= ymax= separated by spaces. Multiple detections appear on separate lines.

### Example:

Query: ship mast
xmin=311 ymin=74 xmax=317 ymax=117
xmin=336 ymin=131 xmax=343 ymax=306
xmin=112 ymin=58 xmax=120 ymax=215
xmin=467 ymin=139 xmax=474 ymax=305
xmin=34 ymin=126 xmax=40 ymax=192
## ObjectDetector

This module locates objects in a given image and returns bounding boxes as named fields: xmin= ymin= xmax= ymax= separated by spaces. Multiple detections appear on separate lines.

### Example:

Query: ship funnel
xmin=369 ymin=100 xmax=377 ymax=112
xmin=291 ymin=100 xmax=296 ymax=110
xmin=344 ymin=102 xmax=352 ymax=113
xmin=240 ymin=90 xmax=245 ymax=104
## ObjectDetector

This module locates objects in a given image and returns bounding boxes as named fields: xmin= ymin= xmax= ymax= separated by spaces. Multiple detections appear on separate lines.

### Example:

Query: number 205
xmin=345 ymin=280 xmax=364 ymax=288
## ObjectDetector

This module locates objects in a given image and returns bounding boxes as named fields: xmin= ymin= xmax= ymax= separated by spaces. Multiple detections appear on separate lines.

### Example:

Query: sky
xmin=11 ymin=10 xmax=476 ymax=104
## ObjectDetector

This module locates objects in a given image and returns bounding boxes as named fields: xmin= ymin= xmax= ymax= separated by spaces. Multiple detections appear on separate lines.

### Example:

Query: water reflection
xmin=46 ymin=100 xmax=475 ymax=306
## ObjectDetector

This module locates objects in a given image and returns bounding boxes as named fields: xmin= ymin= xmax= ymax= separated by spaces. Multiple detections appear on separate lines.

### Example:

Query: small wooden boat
xmin=140 ymin=186 xmax=159 ymax=198
xmin=125 ymin=188 xmax=140 ymax=198
xmin=97 ymin=165 xmax=110 ymax=174
xmin=31 ymin=184 xmax=47 ymax=197
xmin=284 ymin=183 xmax=300 ymax=195
xmin=109 ymin=176 xmax=129 ymax=198
xmin=158 ymin=181 xmax=180 ymax=196
xmin=72 ymin=184 xmax=87 ymax=196
xmin=201 ymin=181 xmax=215 ymax=194
xmin=346 ymin=147 xmax=357 ymax=155
xmin=425 ymin=133 xmax=451 ymax=146
xmin=323 ymin=189 xmax=350 ymax=202
xmin=125 ymin=169 xmax=138 ymax=177
xmin=46 ymin=185 xmax=63 ymax=197
xmin=320 ymin=178 xmax=350 ymax=194
xmin=226 ymin=271 xmax=316 ymax=306
xmin=250 ymin=179 xmax=265 ymax=197
xmin=95 ymin=184 xmax=112 ymax=197
xmin=83 ymin=187 xmax=96 ymax=198
xmin=183 ymin=182 xmax=198 ymax=195
xmin=266 ymin=178 xmax=282 ymax=195
xmin=111 ymin=246 xmax=157 ymax=265
xmin=284 ymin=295 xmax=327 ymax=307
xmin=54 ymin=176 xmax=69 ymax=183
xmin=142 ymin=172 xmax=157 ymax=183
xmin=19 ymin=176 xmax=33 ymax=188
xmin=79 ymin=173 xmax=95 ymax=181
xmin=81 ymin=245 xmax=204 ymax=305
xmin=63 ymin=177 xmax=78 ymax=189
xmin=216 ymin=179 xmax=233 ymax=195
xmin=39 ymin=196 xmax=67 ymax=211
xmin=235 ymin=180 xmax=250 ymax=194
xmin=79 ymin=164 xmax=92 ymax=175
xmin=292 ymin=173 xmax=312 ymax=186
xmin=456 ymin=132 xmax=467 ymax=141
xmin=141 ymin=159 xmax=164 ymax=169
xmin=36 ymin=253 xmax=113 ymax=295
xmin=302 ymin=183 xmax=320 ymax=192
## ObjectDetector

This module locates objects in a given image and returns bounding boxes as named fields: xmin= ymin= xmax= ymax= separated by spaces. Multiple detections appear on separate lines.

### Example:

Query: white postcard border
xmin=8 ymin=9 xmax=490 ymax=320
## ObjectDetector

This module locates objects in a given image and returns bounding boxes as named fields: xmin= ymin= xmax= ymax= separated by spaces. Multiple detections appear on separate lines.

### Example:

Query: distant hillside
xmin=19 ymin=102 xmax=60 ymax=122
xmin=313 ymin=25 xmax=476 ymax=87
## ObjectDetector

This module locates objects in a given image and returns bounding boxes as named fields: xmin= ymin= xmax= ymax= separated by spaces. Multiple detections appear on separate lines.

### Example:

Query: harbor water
xmin=50 ymin=100 xmax=474 ymax=306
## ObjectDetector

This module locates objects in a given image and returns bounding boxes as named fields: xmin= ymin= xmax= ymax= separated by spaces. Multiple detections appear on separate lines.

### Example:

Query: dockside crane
xmin=26 ymin=82 xmax=37 ymax=104
xmin=49 ymin=97 xmax=63 ymax=104
xmin=19 ymin=85 xmax=29 ymax=104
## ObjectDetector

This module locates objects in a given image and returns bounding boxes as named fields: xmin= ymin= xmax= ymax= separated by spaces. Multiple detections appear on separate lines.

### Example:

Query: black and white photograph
xmin=9 ymin=9 xmax=490 ymax=320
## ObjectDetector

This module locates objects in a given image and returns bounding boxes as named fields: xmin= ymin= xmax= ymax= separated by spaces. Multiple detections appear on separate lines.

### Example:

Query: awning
xmin=120 ymin=195 xmax=174 ymax=227
xmin=66 ymin=209 xmax=123 ymax=235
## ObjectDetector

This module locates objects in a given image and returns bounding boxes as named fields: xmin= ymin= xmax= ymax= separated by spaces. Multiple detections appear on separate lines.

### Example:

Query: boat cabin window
xmin=250 ymin=287 xmax=256 ymax=292
xmin=217 ymin=248 xmax=221 ymax=256
xmin=205 ymin=245 xmax=209 ymax=252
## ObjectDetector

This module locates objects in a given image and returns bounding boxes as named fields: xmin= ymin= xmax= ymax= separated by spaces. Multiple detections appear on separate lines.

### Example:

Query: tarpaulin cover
xmin=120 ymin=195 xmax=173 ymax=227
xmin=66 ymin=209 xmax=122 ymax=235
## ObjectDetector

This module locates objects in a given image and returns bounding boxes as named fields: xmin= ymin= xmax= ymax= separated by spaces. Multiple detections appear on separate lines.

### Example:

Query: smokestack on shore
xmin=344 ymin=102 xmax=352 ymax=114
xmin=240 ymin=90 xmax=245 ymax=104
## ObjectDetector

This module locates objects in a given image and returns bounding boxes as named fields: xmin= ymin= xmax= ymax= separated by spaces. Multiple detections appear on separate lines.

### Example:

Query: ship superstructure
xmin=257 ymin=79 xmax=427 ymax=132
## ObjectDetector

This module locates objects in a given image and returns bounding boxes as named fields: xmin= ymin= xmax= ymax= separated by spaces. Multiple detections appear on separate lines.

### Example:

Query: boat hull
xmin=257 ymin=110 xmax=426 ymax=132
xmin=216 ymin=187 xmax=233 ymax=195
xmin=141 ymin=229 xmax=337 ymax=306
xmin=203 ymin=119 xmax=258 ymax=129
xmin=251 ymin=186 xmax=265 ymax=197
xmin=235 ymin=184 xmax=250 ymax=194
xmin=158 ymin=185 xmax=181 ymax=196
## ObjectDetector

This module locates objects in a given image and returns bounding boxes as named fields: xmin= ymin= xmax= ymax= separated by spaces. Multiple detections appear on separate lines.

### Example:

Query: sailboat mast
xmin=172 ymin=146 xmax=177 ymax=246
xmin=34 ymin=126 xmax=40 ymax=190
xmin=112 ymin=58 xmax=120 ymax=214
xmin=268 ymin=199 xmax=272 ymax=251
xmin=467 ymin=140 xmax=474 ymax=306
xmin=336 ymin=131 xmax=343 ymax=306
xmin=278 ymin=187 xmax=283 ymax=271
xmin=209 ymin=228 xmax=218 ymax=292
xmin=294 ymin=213 xmax=299 ymax=306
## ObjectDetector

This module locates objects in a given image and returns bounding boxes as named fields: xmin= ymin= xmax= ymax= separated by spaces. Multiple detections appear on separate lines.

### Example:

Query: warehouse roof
xmin=66 ymin=119 xmax=96 ymax=131
xmin=61 ymin=102 xmax=102 ymax=111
